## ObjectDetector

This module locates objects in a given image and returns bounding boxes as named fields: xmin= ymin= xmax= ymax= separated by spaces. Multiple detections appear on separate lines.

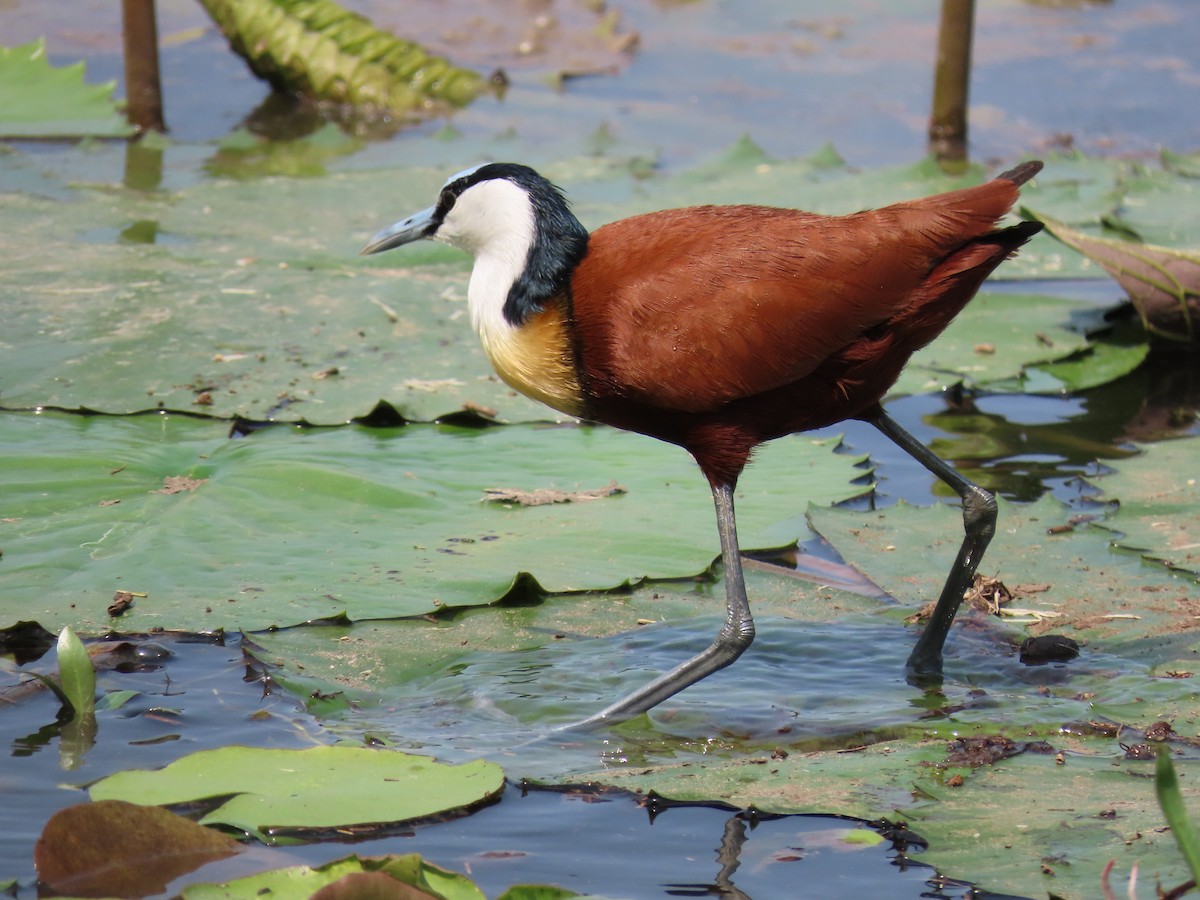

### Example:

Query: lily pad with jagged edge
xmin=0 ymin=39 xmax=132 ymax=139
xmin=807 ymin=489 xmax=1199 ymax=666
xmin=0 ymin=145 xmax=1169 ymax=424
xmin=1085 ymin=439 xmax=1200 ymax=578
xmin=0 ymin=409 xmax=866 ymax=634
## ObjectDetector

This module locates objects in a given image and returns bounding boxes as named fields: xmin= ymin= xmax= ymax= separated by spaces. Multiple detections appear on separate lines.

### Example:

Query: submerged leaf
xmin=206 ymin=122 xmax=364 ymax=179
xmin=807 ymin=490 xmax=1198 ymax=662
xmin=34 ymin=799 xmax=243 ymax=898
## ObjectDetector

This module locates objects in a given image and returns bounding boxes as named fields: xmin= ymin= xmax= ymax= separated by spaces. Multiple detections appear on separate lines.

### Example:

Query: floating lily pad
xmin=889 ymin=291 xmax=1094 ymax=396
xmin=1017 ymin=153 xmax=1200 ymax=277
xmin=1026 ymin=330 xmax=1152 ymax=394
xmin=0 ymin=410 xmax=865 ymax=634
xmin=808 ymin=491 xmax=1199 ymax=663
xmin=181 ymin=853 xmax=490 ymax=900
xmin=90 ymin=745 xmax=505 ymax=838
xmin=1162 ymin=148 xmax=1200 ymax=180
xmin=0 ymin=39 xmax=132 ymax=139
xmin=0 ymin=146 xmax=1167 ymax=423
xmin=1086 ymin=439 xmax=1200 ymax=578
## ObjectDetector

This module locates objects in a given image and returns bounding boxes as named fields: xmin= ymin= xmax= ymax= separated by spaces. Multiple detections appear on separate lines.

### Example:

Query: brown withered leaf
xmin=1033 ymin=212 xmax=1200 ymax=342
xmin=155 ymin=475 xmax=208 ymax=494
xmin=107 ymin=591 xmax=135 ymax=617
xmin=35 ymin=800 xmax=242 ymax=897
xmin=482 ymin=480 xmax=626 ymax=507
xmin=964 ymin=574 xmax=1013 ymax=615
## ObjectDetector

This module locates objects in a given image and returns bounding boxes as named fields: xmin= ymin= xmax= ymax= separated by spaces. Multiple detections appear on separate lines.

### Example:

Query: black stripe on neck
xmin=441 ymin=163 xmax=590 ymax=325
xmin=497 ymin=168 xmax=588 ymax=325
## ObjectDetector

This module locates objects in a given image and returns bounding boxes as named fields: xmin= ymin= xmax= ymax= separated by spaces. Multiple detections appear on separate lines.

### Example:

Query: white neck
xmin=435 ymin=179 xmax=536 ymax=347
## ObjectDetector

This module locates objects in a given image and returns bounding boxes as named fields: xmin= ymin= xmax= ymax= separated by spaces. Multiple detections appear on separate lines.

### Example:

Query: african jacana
xmin=362 ymin=160 xmax=1044 ymax=728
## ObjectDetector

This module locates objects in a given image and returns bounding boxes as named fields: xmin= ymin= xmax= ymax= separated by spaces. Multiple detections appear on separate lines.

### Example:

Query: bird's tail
xmin=894 ymin=217 xmax=1043 ymax=351
xmin=994 ymin=160 xmax=1043 ymax=188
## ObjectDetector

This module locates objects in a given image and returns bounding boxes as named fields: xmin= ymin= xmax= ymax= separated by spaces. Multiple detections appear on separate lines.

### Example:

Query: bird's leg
xmin=864 ymin=406 xmax=997 ymax=676
xmin=568 ymin=481 xmax=756 ymax=730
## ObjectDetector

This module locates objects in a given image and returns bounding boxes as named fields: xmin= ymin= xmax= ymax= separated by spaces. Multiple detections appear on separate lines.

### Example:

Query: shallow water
xmin=1 ymin=631 xmax=1039 ymax=898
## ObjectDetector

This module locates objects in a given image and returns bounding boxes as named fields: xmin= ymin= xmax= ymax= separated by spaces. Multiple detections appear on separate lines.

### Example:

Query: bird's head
xmin=361 ymin=163 xmax=584 ymax=258
xmin=361 ymin=162 xmax=588 ymax=325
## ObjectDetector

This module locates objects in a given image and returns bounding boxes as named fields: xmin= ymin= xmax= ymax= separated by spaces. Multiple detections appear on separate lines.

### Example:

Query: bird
xmin=361 ymin=159 xmax=1044 ymax=729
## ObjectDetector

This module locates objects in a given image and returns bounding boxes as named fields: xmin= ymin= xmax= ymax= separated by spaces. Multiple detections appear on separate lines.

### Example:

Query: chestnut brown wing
xmin=572 ymin=181 xmax=1019 ymax=413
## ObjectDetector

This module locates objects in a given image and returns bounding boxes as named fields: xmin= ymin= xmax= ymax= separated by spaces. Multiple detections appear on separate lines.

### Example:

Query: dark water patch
xmin=285 ymin=782 xmax=1035 ymax=900
xmin=0 ymin=632 xmax=320 ymax=893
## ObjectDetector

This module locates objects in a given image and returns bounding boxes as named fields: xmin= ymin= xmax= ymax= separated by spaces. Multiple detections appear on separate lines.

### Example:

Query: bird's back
xmin=571 ymin=174 xmax=1034 ymax=414
xmin=566 ymin=169 xmax=1041 ymax=481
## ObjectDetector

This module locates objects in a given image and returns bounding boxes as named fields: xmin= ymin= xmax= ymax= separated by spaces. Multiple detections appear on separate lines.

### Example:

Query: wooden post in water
xmin=122 ymin=0 xmax=166 ymax=133
xmin=929 ymin=0 xmax=974 ymax=172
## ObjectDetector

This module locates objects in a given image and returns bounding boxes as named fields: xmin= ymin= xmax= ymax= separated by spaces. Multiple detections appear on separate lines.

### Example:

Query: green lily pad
xmin=890 ymin=292 xmax=1095 ymax=396
xmin=1027 ymin=330 xmax=1151 ymax=394
xmin=576 ymin=741 xmax=946 ymax=822
xmin=178 ymin=853 xmax=578 ymax=900
xmin=0 ymin=39 xmax=132 ymax=139
xmin=89 ymin=745 xmax=505 ymax=838
xmin=1106 ymin=166 xmax=1200 ymax=249
xmin=495 ymin=888 xmax=579 ymax=900
xmin=0 ymin=147 xmax=1157 ymax=424
xmin=206 ymin=123 xmax=365 ymax=180
xmin=1162 ymin=148 xmax=1200 ymax=179
xmin=0 ymin=410 xmax=865 ymax=633
xmin=1086 ymin=439 xmax=1200 ymax=578
xmin=808 ymin=491 xmax=1199 ymax=664
xmin=1018 ymin=153 xmax=1200 ymax=277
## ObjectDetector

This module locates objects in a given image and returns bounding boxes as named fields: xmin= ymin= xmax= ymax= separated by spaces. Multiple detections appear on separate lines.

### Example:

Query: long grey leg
xmin=863 ymin=405 xmax=997 ymax=674
xmin=568 ymin=481 xmax=756 ymax=730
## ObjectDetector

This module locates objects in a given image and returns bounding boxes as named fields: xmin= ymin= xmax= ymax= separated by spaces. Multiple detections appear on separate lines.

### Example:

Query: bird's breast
xmin=475 ymin=301 xmax=586 ymax=419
